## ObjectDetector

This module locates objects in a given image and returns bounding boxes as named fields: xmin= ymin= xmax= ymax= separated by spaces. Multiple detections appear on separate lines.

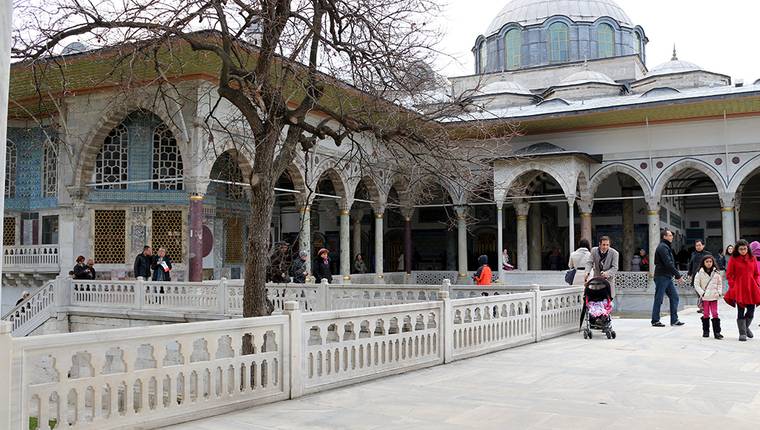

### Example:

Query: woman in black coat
xmin=313 ymin=248 xmax=332 ymax=284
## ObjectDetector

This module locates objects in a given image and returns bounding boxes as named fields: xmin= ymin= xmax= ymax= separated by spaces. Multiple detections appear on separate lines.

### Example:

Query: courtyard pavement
xmin=164 ymin=304 xmax=760 ymax=430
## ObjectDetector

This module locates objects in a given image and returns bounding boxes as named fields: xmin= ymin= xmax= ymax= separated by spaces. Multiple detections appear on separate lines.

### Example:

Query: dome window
xmin=597 ymin=24 xmax=615 ymax=58
xmin=549 ymin=23 xmax=569 ymax=63
xmin=504 ymin=29 xmax=522 ymax=70
xmin=634 ymin=33 xmax=642 ymax=56
xmin=479 ymin=41 xmax=488 ymax=73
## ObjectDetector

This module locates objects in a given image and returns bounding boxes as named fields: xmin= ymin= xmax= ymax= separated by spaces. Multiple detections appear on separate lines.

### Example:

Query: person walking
xmin=568 ymin=239 xmax=592 ymax=286
xmin=133 ymin=246 xmax=153 ymax=279
xmin=687 ymin=239 xmax=712 ymax=314
xmin=652 ymin=229 xmax=685 ymax=327
xmin=590 ymin=236 xmax=619 ymax=297
xmin=291 ymin=251 xmax=309 ymax=283
xmin=473 ymin=255 xmax=492 ymax=286
xmin=354 ymin=254 xmax=368 ymax=274
xmin=151 ymin=247 xmax=172 ymax=282
xmin=724 ymin=240 xmax=760 ymax=341
xmin=73 ymin=255 xmax=95 ymax=280
xmin=693 ymin=255 xmax=723 ymax=339
xmin=314 ymin=248 xmax=332 ymax=284
xmin=268 ymin=242 xmax=291 ymax=283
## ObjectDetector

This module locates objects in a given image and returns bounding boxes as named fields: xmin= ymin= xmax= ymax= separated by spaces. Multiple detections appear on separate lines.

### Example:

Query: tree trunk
xmin=243 ymin=179 xmax=275 ymax=318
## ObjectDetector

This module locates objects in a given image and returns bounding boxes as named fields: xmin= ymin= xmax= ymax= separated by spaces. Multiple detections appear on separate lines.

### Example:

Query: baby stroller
xmin=580 ymin=277 xmax=616 ymax=340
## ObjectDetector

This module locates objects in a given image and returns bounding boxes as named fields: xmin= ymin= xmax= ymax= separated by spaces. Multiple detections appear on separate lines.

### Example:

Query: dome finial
xmin=671 ymin=44 xmax=678 ymax=61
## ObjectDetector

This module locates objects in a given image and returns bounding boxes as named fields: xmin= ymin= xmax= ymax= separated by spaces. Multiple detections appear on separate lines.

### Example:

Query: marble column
xmin=647 ymin=207 xmax=660 ymax=277
xmin=403 ymin=208 xmax=413 ymax=274
xmin=374 ymin=207 xmax=384 ymax=281
xmin=299 ymin=206 xmax=311 ymax=275
xmin=496 ymin=204 xmax=504 ymax=280
xmin=188 ymin=194 xmax=204 ymax=281
xmin=580 ymin=213 xmax=592 ymax=242
xmin=721 ymin=206 xmax=737 ymax=251
xmin=340 ymin=208 xmax=351 ymax=281
xmin=529 ymin=204 xmax=542 ymax=270
xmin=515 ymin=201 xmax=530 ymax=271
xmin=735 ymin=205 xmax=742 ymax=242
xmin=567 ymin=197 xmax=576 ymax=256
xmin=455 ymin=206 xmax=468 ymax=280
xmin=352 ymin=211 xmax=362 ymax=262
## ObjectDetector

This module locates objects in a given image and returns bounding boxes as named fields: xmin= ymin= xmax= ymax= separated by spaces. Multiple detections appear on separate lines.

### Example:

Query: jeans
xmin=652 ymin=276 xmax=680 ymax=324
xmin=703 ymin=300 xmax=719 ymax=319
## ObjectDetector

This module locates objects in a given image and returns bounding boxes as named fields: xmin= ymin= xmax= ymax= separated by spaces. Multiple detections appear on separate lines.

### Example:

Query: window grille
xmin=152 ymin=125 xmax=184 ymax=190
xmin=93 ymin=210 xmax=126 ymax=263
xmin=152 ymin=210 xmax=183 ymax=262
xmin=3 ymin=217 xmax=15 ymax=246
xmin=43 ymin=142 xmax=57 ymax=197
xmin=5 ymin=140 xmax=15 ymax=197
xmin=95 ymin=124 xmax=128 ymax=189
xmin=225 ymin=217 xmax=244 ymax=263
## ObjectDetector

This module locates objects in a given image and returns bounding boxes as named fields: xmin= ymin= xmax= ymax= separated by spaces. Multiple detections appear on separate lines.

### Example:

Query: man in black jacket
xmin=134 ymin=246 xmax=153 ymax=279
xmin=652 ymin=229 xmax=685 ymax=327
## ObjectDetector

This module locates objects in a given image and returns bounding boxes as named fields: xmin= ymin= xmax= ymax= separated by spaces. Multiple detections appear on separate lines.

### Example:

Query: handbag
xmin=565 ymin=268 xmax=577 ymax=285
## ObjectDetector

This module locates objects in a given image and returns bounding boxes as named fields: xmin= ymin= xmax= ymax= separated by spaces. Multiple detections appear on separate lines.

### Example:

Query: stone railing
xmin=0 ymin=285 xmax=583 ymax=429
xmin=3 ymin=245 xmax=59 ymax=272
xmin=1 ymin=281 xmax=57 ymax=337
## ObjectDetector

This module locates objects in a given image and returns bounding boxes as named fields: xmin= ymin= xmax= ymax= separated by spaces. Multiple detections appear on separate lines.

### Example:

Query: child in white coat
xmin=694 ymin=255 xmax=724 ymax=339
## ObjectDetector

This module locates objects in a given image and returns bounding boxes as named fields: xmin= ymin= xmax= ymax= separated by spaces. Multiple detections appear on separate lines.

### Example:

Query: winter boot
xmin=738 ymin=319 xmax=748 ymax=342
xmin=711 ymin=318 xmax=723 ymax=340
xmin=701 ymin=318 xmax=710 ymax=338
xmin=746 ymin=317 xmax=754 ymax=338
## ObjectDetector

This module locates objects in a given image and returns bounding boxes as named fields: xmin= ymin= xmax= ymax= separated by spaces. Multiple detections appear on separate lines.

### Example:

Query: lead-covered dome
xmin=487 ymin=0 xmax=632 ymax=35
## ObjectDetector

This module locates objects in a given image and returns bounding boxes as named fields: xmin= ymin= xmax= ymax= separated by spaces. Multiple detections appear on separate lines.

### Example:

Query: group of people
xmin=268 ymin=242 xmax=371 ymax=284
xmin=71 ymin=255 xmax=97 ymax=279
xmin=133 ymin=246 xmax=173 ymax=281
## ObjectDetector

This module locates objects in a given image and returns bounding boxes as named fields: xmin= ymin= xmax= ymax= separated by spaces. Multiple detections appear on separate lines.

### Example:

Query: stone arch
xmin=652 ymin=158 xmax=728 ymax=204
xmin=728 ymin=153 xmax=760 ymax=195
xmin=202 ymin=149 xmax=255 ymax=195
xmin=351 ymin=176 xmax=383 ymax=208
xmin=74 ymin=100 xmax=189 ymax=189
xmin=575 ymin=170 xmax=590 ymax=203
xmin=497 ymin=162 xmax=575 ymax=205
xmin=314 ymin=167 xmax=349 ymax=204
xmin=589 ymin=163 xmax=653 ymax=201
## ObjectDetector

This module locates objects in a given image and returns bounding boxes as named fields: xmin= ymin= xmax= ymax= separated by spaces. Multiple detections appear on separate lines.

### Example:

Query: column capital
xmin=566 ymin=194 xmax=576 ymax=206
xmin=719 ymin=192 xmax=737 ymax=208
xmin=454 ymin=205 xmax=469 ymax=219
xmin=721 ymin=206 xmax=735 ymax=213
xmin=339 ymin=209 xmax=350 ymax=216
xmin=645 ymin=198 xmax=660 ymax=213
xmin=576 ymin=197 xmax=593 ymax=214
xmin=514 ymin=199 xmax=530 ymax=217
xmin=372 ymin=205 xmax=386 ymax=216
xmin=580 ymin=212 xmax=592 ymax=219
xmin=647 ymin=209 xmax=659 ymax=217
xmin=189 ymin=193 xmax=205 ymax=202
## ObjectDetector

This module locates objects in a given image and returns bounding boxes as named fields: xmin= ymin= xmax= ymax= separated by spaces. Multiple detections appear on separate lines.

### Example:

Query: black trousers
xmin=738 ymin=304 xmax=756 ymax=319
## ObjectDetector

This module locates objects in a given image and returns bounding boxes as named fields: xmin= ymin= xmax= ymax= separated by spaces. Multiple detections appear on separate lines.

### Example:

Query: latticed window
xmin=504 ymin=30 xmax=521 ymax=70
xmin=152 ymin=210 xmax=183 ymax=262
xmin=152 ymin=125 xmax=184 ymax=190
xmin=597 ymin=24 xmax=615 ymax=58
xmin=95 ymin=123 xmax=128 ymax=189
xmin=93 ymin=210 xmax=126 ymax=263
xmin=3 ymin=217 xmax=15 ymax=246
xmin=225 ymin=217 xmax=244 ymax=263
xmin=5 ymin=140 xmax=15 ymax=197
xmin=42 ymin=142 xmax=57 ymax=197
xmin=549 ymin=23 xmax=569 ymax=63
xmin=479 ymin=41 xmax=488 ymax=73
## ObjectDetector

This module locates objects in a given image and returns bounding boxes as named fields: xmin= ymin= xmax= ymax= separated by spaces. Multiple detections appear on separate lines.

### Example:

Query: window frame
xmin=504 ymin=29 xmax=522 ymax=70
xmin=597 ymin=24 xmax=615 ymax=58
xmin=548 ymin=22 xmax=569 ymax=63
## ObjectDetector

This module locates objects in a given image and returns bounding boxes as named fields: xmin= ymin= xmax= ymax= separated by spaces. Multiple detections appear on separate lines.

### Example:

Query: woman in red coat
xmin=725 ymin=240 xmax=760 ymax=341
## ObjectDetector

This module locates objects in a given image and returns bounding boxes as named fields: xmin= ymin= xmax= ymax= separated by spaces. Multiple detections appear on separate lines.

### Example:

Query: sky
xmin=435 ymin=0 xmax=760 ymax=83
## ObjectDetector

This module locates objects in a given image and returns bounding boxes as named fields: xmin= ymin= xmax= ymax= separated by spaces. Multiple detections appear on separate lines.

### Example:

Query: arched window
xmin=504 ymin=30 xmax=522 ymax=70
xmin=634 ymin=33 xmax=642 ymax=56
xmin=42 ymin=141 xmax=57 ymax=197
xmin=548 ymin=23 xmax=569 ymax=63
xmin=95 ymin=123 xmax=129 ymax=189
xmin=5 ymin=140 xmax=15 ymax=197
xmin=597 ymin=24 xmax=615 ymax=58
xmin=152 ymin=125 xmax=184 ymax=190
xmin=210 ymin=152 xmax=245 ymax=201
xmin=479 ymin=41 xmax=488 ymax=73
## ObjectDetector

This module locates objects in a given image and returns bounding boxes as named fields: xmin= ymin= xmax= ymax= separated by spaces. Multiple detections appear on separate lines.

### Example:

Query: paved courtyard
xmin=165 ymin=305 xmax=760 ymax=430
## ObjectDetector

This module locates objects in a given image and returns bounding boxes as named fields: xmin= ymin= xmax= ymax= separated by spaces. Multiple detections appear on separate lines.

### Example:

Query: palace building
xmin=4 ymin=0 xmax=760 ymax=313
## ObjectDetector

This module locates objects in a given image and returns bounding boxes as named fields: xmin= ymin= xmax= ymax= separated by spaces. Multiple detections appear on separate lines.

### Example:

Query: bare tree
xmin=12 ymin=0 xmax=512 ymax=317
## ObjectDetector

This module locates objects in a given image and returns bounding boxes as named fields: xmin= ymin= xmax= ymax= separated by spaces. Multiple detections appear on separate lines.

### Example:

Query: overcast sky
xmin=435 ymin=0 xmax=760 ymax=83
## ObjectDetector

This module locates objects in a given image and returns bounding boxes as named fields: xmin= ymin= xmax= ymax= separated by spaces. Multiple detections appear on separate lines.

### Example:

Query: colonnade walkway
xmin=164 ymin=305 xmax=760 ymax=430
